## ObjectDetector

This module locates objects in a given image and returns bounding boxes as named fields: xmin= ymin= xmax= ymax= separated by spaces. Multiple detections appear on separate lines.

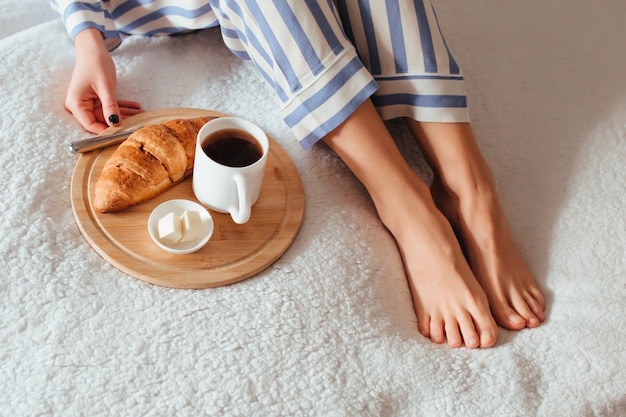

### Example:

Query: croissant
xmin=94 ymin=117 xmax=212 ymax=212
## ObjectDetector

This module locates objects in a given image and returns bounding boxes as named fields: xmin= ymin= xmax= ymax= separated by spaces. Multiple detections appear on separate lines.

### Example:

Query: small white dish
xmin=148 ymin=199 xmax=214 ymax=255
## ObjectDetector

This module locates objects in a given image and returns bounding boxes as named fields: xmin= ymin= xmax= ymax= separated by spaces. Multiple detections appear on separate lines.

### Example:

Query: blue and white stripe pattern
xmin=51 ymin=0 xmax=470 ymax=149
xmin=50 ymin=0 xmax=219 ymax=50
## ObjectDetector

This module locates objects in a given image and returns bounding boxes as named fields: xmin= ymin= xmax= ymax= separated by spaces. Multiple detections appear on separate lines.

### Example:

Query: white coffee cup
xmin=192 ymin=117 xmax=269 ymax=224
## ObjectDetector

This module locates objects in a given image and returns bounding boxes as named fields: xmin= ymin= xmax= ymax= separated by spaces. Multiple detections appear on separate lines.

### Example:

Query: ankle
xmin=373 ymin=178 xmax=441 ymax=238
xmin=437 ymin=163 xmax=496 ymax=202
xmin=431 ymin=172 xmax=506 ymax=242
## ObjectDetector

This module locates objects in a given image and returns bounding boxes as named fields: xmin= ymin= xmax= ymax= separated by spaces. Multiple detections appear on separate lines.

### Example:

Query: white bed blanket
xmin=1 ymin=1 xmax=624 ymax=416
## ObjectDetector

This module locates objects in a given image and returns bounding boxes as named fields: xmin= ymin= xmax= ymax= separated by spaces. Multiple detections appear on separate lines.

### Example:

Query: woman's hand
xmin=66 ymin=29 xmax=143 ymax=134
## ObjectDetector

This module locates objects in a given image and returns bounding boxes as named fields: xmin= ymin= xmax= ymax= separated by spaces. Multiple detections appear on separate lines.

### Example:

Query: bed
xmin=1 ymin=1 xmax=624 ymax=415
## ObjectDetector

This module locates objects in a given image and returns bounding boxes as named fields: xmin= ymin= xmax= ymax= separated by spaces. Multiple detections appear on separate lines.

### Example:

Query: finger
xmin=117 ymin=100 xmax=143 ymax=110
xmin=66 ymin=100 xmax=108 ymax=134
xmin=96 ymin=87 xmax=121 ymax=127
xmin=119 ymin=106 xmax=145 ymax=118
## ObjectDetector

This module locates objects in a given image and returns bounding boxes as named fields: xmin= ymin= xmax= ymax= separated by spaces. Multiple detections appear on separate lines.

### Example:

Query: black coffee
xmin=201 ymin=128 xmax=263 ymax=167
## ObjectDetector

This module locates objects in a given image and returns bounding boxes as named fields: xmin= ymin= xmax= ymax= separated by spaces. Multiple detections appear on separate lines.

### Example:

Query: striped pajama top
xmin=50 ymin=0 xmax=470 ymax=149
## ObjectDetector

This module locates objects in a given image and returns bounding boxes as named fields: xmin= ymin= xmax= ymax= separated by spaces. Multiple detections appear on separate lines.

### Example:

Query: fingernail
xmin=109 ymin=114 xmax=120 ymax=125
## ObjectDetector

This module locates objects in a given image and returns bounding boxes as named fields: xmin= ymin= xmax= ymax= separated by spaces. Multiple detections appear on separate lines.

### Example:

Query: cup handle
xmin=231 ymin=173 xmax=251 ymax=224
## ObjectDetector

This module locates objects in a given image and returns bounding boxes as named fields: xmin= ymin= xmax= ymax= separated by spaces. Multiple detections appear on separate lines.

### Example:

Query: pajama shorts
xmin=53 ymin=0 xmax=470 ymax=149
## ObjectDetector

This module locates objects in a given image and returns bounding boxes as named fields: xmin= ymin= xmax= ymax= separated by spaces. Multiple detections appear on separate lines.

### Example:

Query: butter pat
xmin=158 ymin=210 xmax=204 ymax=245
xmin=180 ymin=210 xmax=202 ymax=242
xmin=148 ymin=200 xmax=213 ymax=254
xmin=157 ymin=211 xmax=183 ymax=244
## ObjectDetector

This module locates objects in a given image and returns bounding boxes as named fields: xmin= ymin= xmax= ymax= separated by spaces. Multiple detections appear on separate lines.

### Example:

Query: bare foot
xmin=378 ymin=180 xmax=499 ymax=348
xmin=322 ymin=101 xmax=502 ymax=348
xmin=431 ymin=177 xmax=546 ymax=330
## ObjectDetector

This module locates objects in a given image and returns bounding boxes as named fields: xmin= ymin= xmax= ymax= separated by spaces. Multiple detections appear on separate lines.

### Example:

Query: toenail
xmin=510 ymin=314 xmax=525 ymax=324
xmin=480 ymin=330 xmax=497 ymax=347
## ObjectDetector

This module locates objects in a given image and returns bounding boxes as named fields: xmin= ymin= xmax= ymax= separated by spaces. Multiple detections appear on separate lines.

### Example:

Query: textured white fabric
xmin=1 ymin=1 xmax=625 ymax=416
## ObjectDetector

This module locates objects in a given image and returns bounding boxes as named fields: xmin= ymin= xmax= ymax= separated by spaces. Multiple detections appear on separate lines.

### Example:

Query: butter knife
xmin=69 ymin=128 xmax=140 ymax=153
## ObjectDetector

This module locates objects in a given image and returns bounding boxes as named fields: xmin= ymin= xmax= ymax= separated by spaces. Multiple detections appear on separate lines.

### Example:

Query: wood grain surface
xmin=70 ymin=108 xmax=305 ymax=289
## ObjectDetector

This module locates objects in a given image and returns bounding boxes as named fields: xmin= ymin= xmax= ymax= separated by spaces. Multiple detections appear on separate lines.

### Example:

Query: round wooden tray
xmin=70 ymin=108 xmax=305 ymax=289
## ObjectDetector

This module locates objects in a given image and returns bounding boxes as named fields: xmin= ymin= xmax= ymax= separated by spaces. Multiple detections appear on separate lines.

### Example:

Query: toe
xmin=417 ymin=314 xmax=431 ymax=339
xmin=430 ymin=319 xmax=446 ymax=345
xmin=524 ymin=291 xmax=546 ymax=322
xmin=458 ymin=314 xmax=480 ymax=348
xmin=474 ymin=316 xmax=498 ymax=348
xmin=492 ymin=299 xmax=527 ymax=330
xmin=468 ymin=303 xmax=499 ymax=347
xmin=528 ymin=285 xmax=546 ymax=310
xmin=479 ymin=329 xmax=498 ymax=348
xmin=445 ymin=320 xmax=463 ymax=348
xmin=511 ymin=293 xmax=542 ymax=328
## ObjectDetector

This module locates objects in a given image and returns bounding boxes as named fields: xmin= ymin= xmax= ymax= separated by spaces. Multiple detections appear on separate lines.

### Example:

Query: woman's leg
xmin=405 ymin=120 xmax=546 ymax=329
xmin=324 ymin=99 xmax=498 ymax=348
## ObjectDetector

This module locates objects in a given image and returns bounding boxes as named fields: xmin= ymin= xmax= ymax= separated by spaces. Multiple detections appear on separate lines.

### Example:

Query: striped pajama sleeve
xmin=50 ymin=0 xmax=219 ymax=51
xmin=51 ymin=0 xmax=469 ymax=148
xmin=50 ymin=0 xmax=123 ymax=50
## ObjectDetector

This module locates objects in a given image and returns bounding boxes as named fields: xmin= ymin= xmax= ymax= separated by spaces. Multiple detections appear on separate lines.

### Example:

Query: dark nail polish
xmin=109 ymin=114 xmax=120 ymax=125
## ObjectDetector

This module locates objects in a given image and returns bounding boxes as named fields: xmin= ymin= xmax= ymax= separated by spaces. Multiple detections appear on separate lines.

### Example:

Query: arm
xmin=51 ymin=1 xmax=142 ymax=132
